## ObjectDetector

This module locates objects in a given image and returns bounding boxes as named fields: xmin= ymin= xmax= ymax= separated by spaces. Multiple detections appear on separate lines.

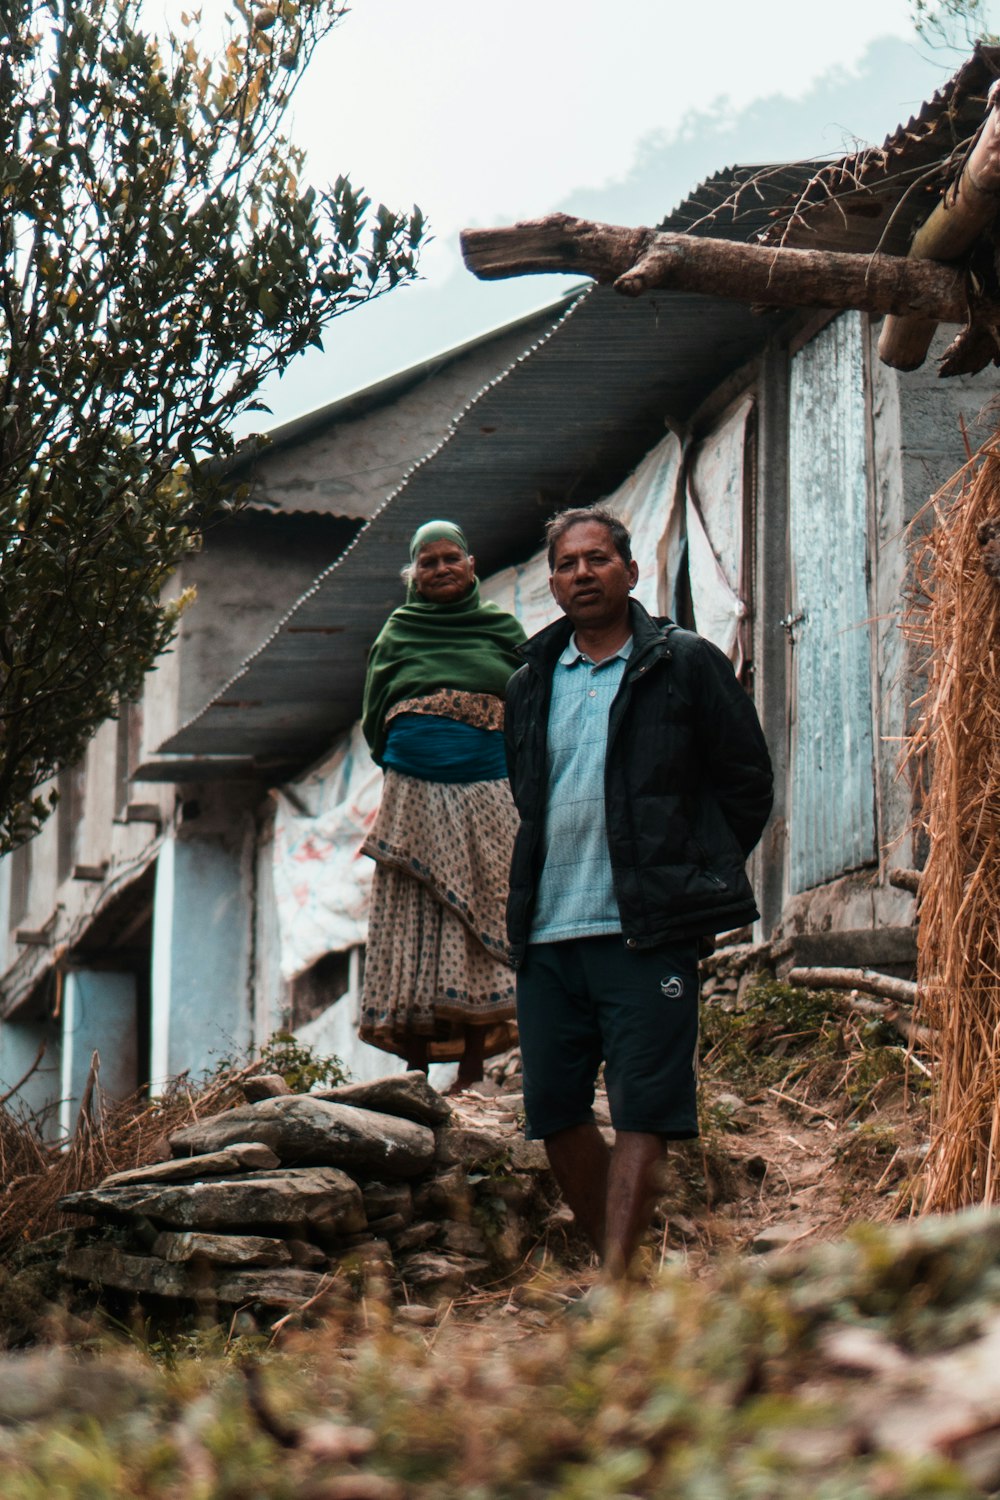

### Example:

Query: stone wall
xmin=57 ymin=1072 xmax=556 ymax=1322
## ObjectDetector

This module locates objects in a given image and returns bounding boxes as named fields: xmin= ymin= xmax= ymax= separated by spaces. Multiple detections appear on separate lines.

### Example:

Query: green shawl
xmin=362 ymin=582 xmax=526 ymax=766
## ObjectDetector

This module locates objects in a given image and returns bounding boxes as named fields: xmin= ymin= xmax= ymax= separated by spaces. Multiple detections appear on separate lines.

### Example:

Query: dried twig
xmin=785 ymin=969 xmax=933 ymax=1049
xmin=266 ymin=1271 xmax=340 ymax=1346
xmin=766 ymin=1087 xmax=837 ymax=1122
xmin=786 ymin=967 xmax=917 ymax=1006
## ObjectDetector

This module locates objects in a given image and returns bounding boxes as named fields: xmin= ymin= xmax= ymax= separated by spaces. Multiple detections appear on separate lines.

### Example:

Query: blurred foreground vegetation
xmin=0 ymin=1209 xmax=993 ymax=1498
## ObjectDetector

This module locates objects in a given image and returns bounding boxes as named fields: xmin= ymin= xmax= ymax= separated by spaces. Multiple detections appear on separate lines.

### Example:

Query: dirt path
xmin=435 ymin=990 xmax=930 ymax=1335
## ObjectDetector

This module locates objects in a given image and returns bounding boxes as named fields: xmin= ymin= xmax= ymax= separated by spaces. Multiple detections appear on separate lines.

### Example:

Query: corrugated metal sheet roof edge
xmin=224 ymin=287 xmax=586 ymax=476
xmin=161 ymin=284 xmax=593 ymax=751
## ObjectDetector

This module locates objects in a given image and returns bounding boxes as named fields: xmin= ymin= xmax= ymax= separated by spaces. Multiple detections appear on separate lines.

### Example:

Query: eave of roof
xmin=227 ymin=289 xmax=584 ymax=481
xmin=158 ymin=262 xmax=811 ymax=768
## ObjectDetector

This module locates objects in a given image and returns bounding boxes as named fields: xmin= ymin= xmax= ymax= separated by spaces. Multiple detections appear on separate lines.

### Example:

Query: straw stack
xmin=908 ymin=439 xmax=1000 ymax=1210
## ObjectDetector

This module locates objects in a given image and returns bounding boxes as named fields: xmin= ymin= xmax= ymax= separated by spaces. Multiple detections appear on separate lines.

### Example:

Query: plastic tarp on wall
xmin=271 ymin=723 xmax=382 ymax=980
xmin=271 ymin=431 xmax=686 ymax=981
xmin=483 ymin=432 xmax=685 ymax=626
xmin=685 ymin=397 xmax=753 ymax=671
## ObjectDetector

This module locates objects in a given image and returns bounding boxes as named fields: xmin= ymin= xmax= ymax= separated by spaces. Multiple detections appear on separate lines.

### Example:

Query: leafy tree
xmin=910 ymin=0 xmax=998 ymax=48
xmin=0 ymin=0 xmax=425 ymax=852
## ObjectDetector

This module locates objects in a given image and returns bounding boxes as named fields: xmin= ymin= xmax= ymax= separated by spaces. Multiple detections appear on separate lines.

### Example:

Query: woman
xmin=359 ymin=520 xmax=526 ymax=1090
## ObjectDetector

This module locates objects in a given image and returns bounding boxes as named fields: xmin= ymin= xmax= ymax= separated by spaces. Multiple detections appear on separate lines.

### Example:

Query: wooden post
xmin=879 ymin=82 xmax=1000 ymax=371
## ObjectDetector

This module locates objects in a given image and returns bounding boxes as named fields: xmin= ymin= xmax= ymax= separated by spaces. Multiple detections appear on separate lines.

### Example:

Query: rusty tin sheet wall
xmin=788 ymin=311 xmax=876 ymax=893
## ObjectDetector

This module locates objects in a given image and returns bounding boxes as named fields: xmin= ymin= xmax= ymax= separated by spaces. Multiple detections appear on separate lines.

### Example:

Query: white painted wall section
xmin=0 ymin=1017 xmax=61 ymax=1129
xmin=151 ymin=833 xmax=252 ymax=1090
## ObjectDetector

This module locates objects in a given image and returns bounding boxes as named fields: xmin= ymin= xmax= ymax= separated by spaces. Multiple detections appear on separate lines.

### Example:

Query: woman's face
xmin=413 ymin=538 xmax=476 ymax=603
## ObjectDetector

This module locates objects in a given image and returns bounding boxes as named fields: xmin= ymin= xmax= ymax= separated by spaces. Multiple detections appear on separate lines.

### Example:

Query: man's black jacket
xmin=504 ymin=599 xmax=773 ymax=965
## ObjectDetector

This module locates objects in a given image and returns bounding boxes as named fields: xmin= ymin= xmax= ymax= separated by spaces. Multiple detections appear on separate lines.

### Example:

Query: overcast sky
xmin=173 ymin=0 xmax=997 ymax=427
xmin=294 ymin=0 xmax=918 ymax=252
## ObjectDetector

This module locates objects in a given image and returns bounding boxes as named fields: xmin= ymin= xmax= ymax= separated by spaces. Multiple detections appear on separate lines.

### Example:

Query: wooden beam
xmin=460 ymin=213 xmax=983 ymax=328
xmin=786 ymin=964 xmax=916 ymax=1006
xmin=879 ymin=84 xmax=1000 ymax=371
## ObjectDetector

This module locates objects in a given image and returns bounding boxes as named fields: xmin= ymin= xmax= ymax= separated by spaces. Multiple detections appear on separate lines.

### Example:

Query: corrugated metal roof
xmin=159 ymin=274 xmax=786 ymax=770
xmin=758 ymin=43 xmax=1000 ymax=254
xmin=232 ymin=294 xmax=583 ymax=519
xmin=233 ymin=291 xmax=583 ymax=476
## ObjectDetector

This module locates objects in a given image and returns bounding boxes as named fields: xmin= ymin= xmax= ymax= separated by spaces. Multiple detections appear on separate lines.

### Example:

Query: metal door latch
xmin=780 ymin=611 xmax=805 ymax=640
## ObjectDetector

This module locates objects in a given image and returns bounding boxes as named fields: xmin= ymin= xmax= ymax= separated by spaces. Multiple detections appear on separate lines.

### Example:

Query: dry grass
xmin=907 ymin=438 xmax=1000 ymax=1210
xmin=0 ymin=1057 xmax=265 ymax=1252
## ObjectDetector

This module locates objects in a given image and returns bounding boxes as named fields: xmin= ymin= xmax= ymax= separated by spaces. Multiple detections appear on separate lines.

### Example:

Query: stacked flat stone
xmin=699 ymin=941 xmax=772 ymax=1005
xmin=57 ymin=1073 xmax=550 ymax=1319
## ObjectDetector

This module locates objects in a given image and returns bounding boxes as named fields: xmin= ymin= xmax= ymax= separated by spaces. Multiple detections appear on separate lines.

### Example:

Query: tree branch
xmin=786 ymin=966 xmax=934 ymax=1050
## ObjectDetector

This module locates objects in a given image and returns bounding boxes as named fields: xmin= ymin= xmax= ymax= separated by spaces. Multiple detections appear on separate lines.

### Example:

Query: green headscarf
xmin=408 ymin=519 xmax=469 ymax=561
xmin=361 ymin=576 xmax=526 ymax=766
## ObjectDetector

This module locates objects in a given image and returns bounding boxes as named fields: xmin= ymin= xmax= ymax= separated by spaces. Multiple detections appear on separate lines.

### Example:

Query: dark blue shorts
xmin=516 ymin=935 xmax=700 ymax=1141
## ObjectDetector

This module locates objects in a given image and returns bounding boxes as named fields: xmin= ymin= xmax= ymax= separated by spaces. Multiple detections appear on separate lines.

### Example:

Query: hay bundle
xmin=910 ymin=439 xmax=1000 ymax=1210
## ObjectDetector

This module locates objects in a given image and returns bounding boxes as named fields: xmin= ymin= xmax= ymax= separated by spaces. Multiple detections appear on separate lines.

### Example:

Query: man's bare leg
xmin=603 ymin=1131 xmax=662 ymax=1281
xmin=543 ymin=1121 xmax=610 ymax=1258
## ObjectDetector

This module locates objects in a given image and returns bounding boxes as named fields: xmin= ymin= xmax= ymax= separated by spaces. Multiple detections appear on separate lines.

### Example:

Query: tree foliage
xmin=0 ymin=0 xmax=425 ymax=852
xmin=910 ymin=0 xmax=998 ymax=48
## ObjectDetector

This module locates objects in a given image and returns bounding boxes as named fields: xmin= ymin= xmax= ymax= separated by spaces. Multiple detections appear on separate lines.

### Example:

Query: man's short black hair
xmin=545 ymin=506 xmax=632 ymax=570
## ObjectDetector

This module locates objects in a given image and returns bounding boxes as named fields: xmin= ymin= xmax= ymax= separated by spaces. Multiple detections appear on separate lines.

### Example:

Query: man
xmin=505 ymin=507 xmax=772 ymax=1280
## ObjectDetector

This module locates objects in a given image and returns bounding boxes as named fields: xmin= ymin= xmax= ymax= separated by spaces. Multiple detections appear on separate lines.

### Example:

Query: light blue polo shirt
xmin=529 ymin=634 xmax=632 ymax=943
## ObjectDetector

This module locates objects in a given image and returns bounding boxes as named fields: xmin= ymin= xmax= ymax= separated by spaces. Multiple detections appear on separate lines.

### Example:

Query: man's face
xmin=548 ymin=520 xmax=638 ymax=630
xmin=413 ymin=538 xmax=476 ymax=603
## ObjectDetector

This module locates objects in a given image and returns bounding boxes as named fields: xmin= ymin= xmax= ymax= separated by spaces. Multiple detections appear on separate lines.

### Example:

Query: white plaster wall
xmin=151 ymin=815 xmax=254 ymax=1089
xmin=138 ymin=627 xmax=182 ymax=773
xmin=0 ymin=794 xmax=167 ymax=1019
xmin=252 ymin=803 xmax=284 ymax=1049
xmin=81 ymin=719 xmax=121 ymax=868
xmin=174 ymin=518 xmax=359 ymax=724
xmin=0 ymin=1017 xmax=62 ymax=1133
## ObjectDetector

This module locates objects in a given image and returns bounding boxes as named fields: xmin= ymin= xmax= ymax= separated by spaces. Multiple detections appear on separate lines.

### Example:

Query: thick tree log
xmin=461 ymin=213 xmax=986 ymax=327
xmin=888 ymin=867 xmax=921 ymax=894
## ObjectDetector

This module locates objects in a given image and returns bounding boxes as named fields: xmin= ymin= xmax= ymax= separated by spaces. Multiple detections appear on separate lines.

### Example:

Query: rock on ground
xmin=168 ymin=1096 xmax=436 ymax=1178
xmin=60 ymin=1166 xmax=367 ymax=1238
xmin=313 ymin=1072 xmax=453 ymax=1127
xmin=100 ymin=1142 xmax=280 ymax=1188
xmin=59 ymin=1243 xmax=338 ymax=1310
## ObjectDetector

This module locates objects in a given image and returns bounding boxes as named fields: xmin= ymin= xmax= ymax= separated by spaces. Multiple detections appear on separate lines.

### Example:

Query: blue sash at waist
xmin=382 ymin=713 xmax=508 ymax=784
